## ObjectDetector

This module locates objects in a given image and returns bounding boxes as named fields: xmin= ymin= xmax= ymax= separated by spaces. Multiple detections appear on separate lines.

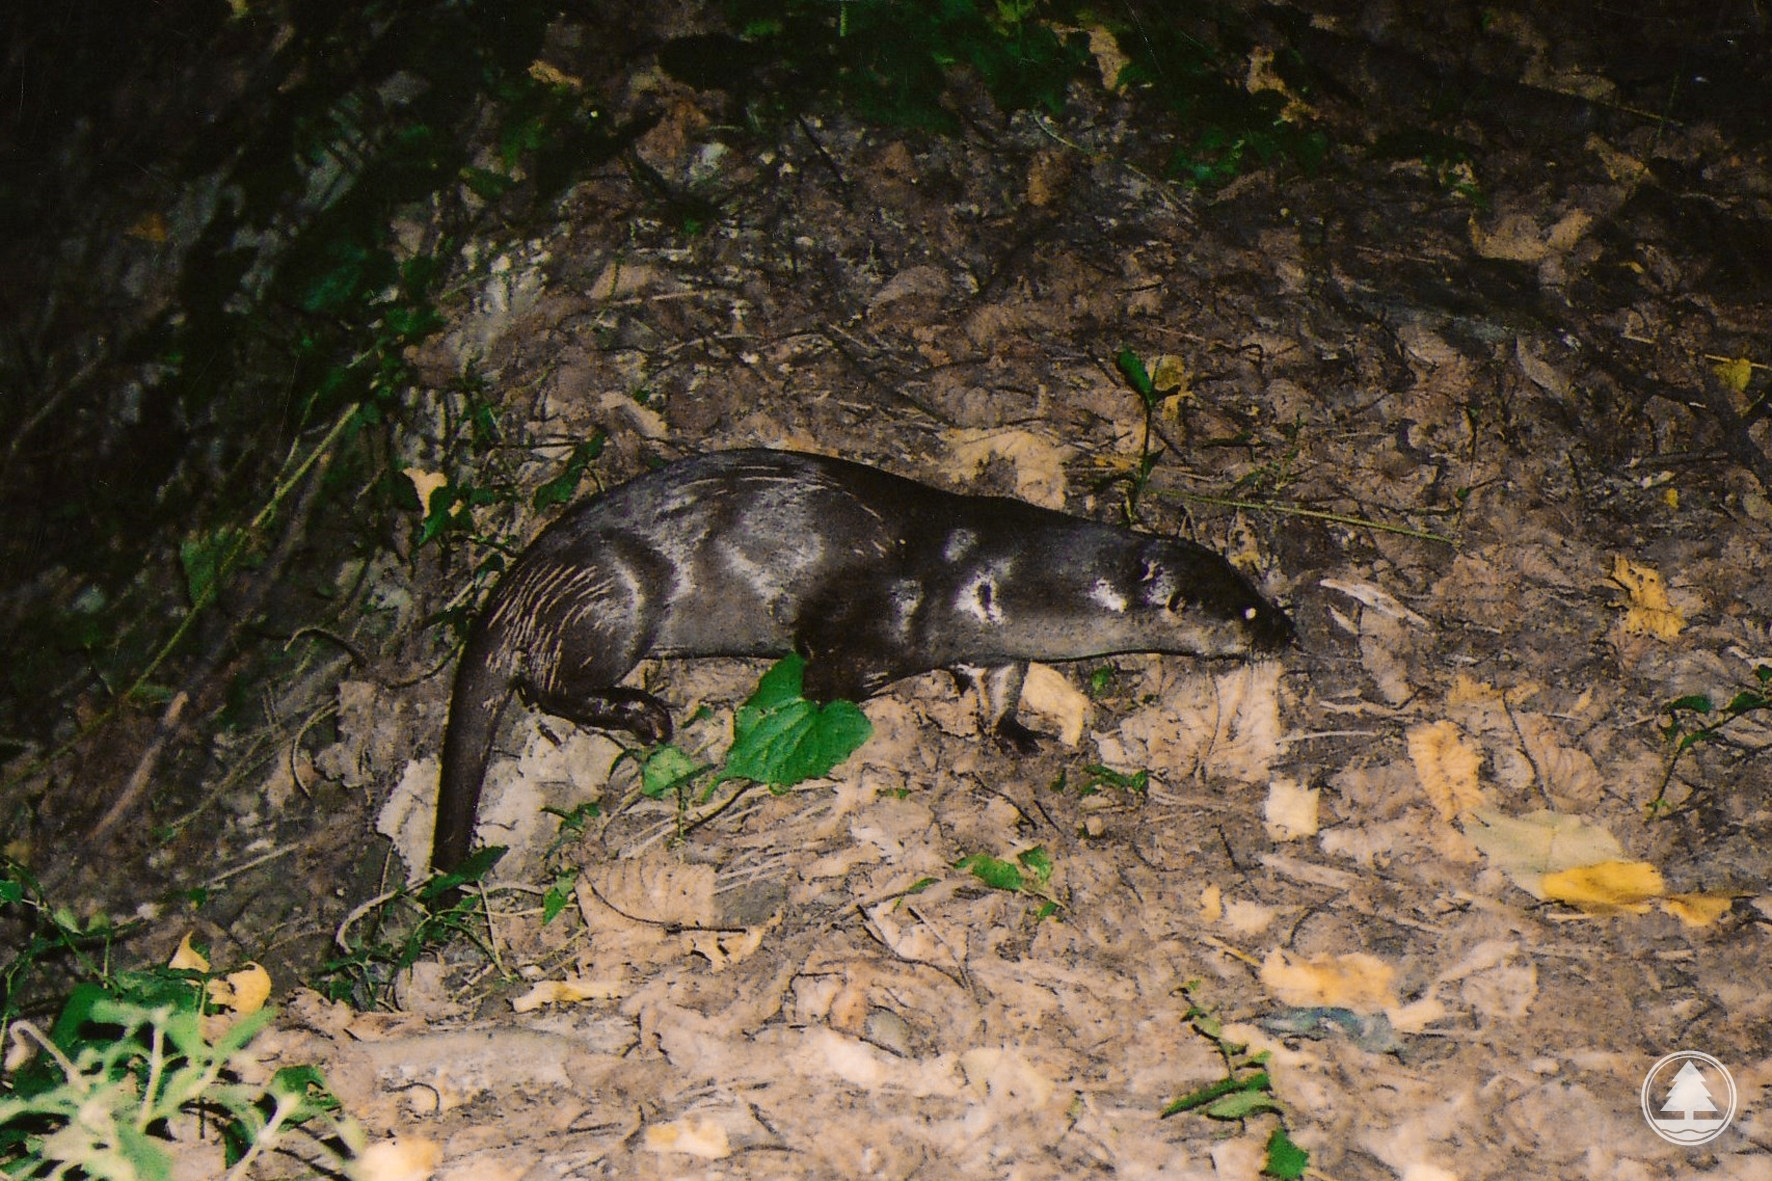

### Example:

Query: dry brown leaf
xmin=509 ymin=975 xmax=625 ymax=1013
xmin=1407 ymin=720 xmax=1486 ymax=819
xmin=1263 ymin=778 xmax=1319 ymax=841
xmin=1260 ymin=948 xmax=1398 ymax=1010
xmin=683 ymin=925 xmax=769 ymax=972
xmin=591 ymin=855 xmax=717 ymax=927
xmin=945 ymin=429 xmax=1073 ymax=507
xmin=1608 ymin=555 xmax=1684 ymax=638
xmin=643 ymin=1115 xmax=732 ymax=1159
xmin=1019 ymin=662 xmax=1091 ymax=746
xmin=1084 ymin=25 xmax=1128 ymax=91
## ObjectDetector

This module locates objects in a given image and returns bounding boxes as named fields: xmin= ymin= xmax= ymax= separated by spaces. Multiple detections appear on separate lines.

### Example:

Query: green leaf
xmin=461 ymin=165 xmax=517 ymax=200
xmin=955 ymin=853 xmax=1024 ymax=892
xmin=1016 ymin=846 xmax=1053 ymax=887
xmin=1161 ymin=1073 xmax=1241 ymax=1117
xmin=532 ymin=435 xmax=606 ymax=511
xmin=641 ymin=744 xmax=705 ymax=799
xmin=179 ymin=527 xmax=245 ymax=608
xmin=722 ymin=655 xmax=872 ymax=787
xmin=543 ymin=880 xmax=574 ymax=923
xmin=1115 ymin=347 xmax=1156 ymax=401
xmin=1263 ymin=1126 xmax=1311 ymax=1179
xmin=1206 ymin=1087 xmax=1281 ymax=1120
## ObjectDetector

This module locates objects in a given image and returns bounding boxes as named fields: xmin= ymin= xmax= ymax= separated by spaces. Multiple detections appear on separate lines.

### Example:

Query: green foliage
xmin=706 ymin=1 xmax=1323 ymax=187
xmin=955 ymin=846 xmax=1060 ymax=918
xmin=632 ymin=655 xmax=873 ymax=814
xmin=721 ymin=655 xmax=874 ymax=789
xmin=532 ymin=435 xmax=609 ymax=511
xmin=0 ymin=861 xmax=137 ymax=1043
xmin=0 ymin=962 xmax=359 ymax=1177
xmin=1162 ymin=983 xmax=1309 ymax=1179
xmin=1084 ymin=763 xmax=1149 ymax=795
xmin=313 ymin=847 xmax=504 ymax=1007
xmin=1651 ymin=664 xmax=1772 ymax=815
xmin=723 ymin=0 xmax=1092 ymax=131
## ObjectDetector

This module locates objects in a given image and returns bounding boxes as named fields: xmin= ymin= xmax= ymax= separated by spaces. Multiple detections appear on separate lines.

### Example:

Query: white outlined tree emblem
xmin=1642 ymin=1052 xmax=1736 ymax=1145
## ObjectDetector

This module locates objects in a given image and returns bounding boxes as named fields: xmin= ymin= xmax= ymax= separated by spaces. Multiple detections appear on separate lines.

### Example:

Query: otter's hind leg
xmin=491 ymin=549 xmax=676 ymax=744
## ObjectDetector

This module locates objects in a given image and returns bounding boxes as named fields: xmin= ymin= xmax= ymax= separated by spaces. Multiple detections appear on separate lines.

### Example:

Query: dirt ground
xmin=23 ymin=3 xmax=1772 ymax=1179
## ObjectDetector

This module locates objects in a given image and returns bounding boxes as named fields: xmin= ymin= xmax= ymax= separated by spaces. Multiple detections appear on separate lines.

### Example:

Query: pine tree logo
xmin=1641 ymin=1051 xmax=1737 ymax=1145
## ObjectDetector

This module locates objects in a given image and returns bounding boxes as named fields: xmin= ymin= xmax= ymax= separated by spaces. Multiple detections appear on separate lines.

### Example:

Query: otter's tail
xmin=431 ymin=629 xmax=513 ymax=873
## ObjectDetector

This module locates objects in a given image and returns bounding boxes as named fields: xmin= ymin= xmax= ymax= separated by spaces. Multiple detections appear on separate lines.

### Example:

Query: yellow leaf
xmin=1084 ymin=25 xmax=1129 ymax=92
xmin=1713 ymin=355 xmax=1753 ymax=394
xmin=354 ymin=1137 xmax=443 ymax=1181
xmin=126 ymin=212 xmax=169 ymax=244
xmin=1148 ymin=354 xmax=1190 ymax=394
xmin=1462 ymin=809 xmax=1628 ymax=898
xmin=1407 ymin=720 xmax=1486 ymax=820
xmin=1661 ymin=893 xmax=1734 ymax=928
xmin=1608 ymin=555 xmax=1684 ymax=638
xmin=1199 ymin=883 xmax=1223 ymax=922
xmin=404 ymin=468 xmax=448 ymax=514
xmin=1541 ymin=859 xmax=1664 ymax=915
xmin=207 ymin=963 xmax=272 ymax=1015
xmin=169 ymin=933 xmax=209 ymax=973
xmin=1260 ymin=948 xmax=1397 ymax=1009
xmin=509 ymin=975 xmax=624 ymax=1013
xmin=527 ymin=61 xmax=583 ymax=90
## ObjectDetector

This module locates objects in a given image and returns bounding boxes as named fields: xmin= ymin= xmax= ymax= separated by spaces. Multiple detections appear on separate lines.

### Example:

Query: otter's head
xmin=1126 ymin=538 xmax=1295 ymax=658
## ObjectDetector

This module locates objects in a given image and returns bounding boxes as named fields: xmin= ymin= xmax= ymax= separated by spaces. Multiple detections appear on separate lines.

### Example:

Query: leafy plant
xmin=955 ymin=846 xmax=1061 ymax=919
xmin=1651 ymin=664 xmax=1772 ymax=815
xmin=1162 ymin=983 xmax=1310 ymax=1180
xmin=314 ymin=846 xmax=504 ymax=1006
xmin=1 ymin=968 xmax=360 ymax=1178
xmin=639 ymin=654 xmax=874 ymax=809
xmin=0 ymin=861 xmax=137 ymax=1044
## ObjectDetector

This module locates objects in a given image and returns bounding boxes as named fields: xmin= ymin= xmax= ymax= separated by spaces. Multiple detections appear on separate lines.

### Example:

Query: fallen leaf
xmin=354 ymin=1137 xmax=443 ymax=1181
xmin=207 ymin=963 xmax=271 ymax=1015
xmin=170 ymin=933 xmax=209 ymax=972
xmin=1608 ymin=555 xmax=1684 ymax=638
xmin=1264 ymin=778 xmax=1319 ymax=841
xmin=510 ymin=975 xmax=625 ymax=1013
xmin=1462 ymin=808 xmax=1628 ymax=899
xmin=946 ymin=429 xmax=1073 ymax=507
xmin=1541 ymin=859 xmax=1664 ymax=915
xmin=643 ymin=1115 xmax=731 ymax=1159
xmin=1713 ymin=355 xmax=1754 ymax=394
xmin=1019 ymin=662 xmax=1091 ymax=746
xmin=1661 ymin=893 xmax=1735 ymax=928
xmin=1260 ymin=948 xmax=1397 ymax=1010
xmin=1407 ymin=720 xmax=1486 ymax=820
xmin=404 ymin=468 xmax=448 ymax=513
